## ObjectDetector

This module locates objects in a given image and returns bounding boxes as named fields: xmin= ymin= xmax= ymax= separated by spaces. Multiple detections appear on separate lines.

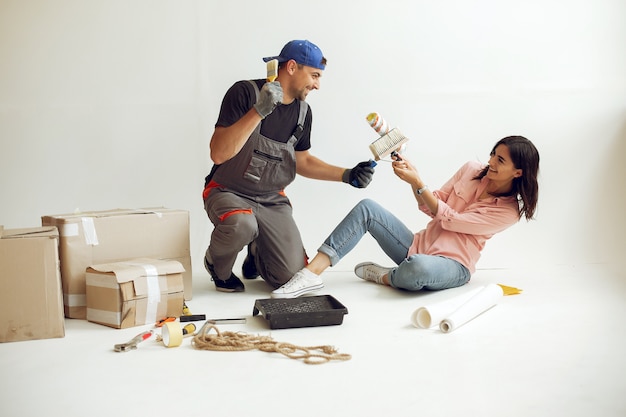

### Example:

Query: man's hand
xmin=342 ymin=160 xmax=377 ymax=188
xmin=253 ymin=81 xmax=283 ymax=119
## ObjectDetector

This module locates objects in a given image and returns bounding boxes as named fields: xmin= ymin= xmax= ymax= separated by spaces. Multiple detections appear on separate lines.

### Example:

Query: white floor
xmin=1 ymin=263 xmax=624 ymax=417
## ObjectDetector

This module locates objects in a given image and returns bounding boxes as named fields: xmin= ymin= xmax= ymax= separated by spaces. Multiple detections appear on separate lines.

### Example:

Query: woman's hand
xmin=391 ymin=154 xmax=422 ymax=188
xmin=393 ymin=154 xmax=438 ymax=214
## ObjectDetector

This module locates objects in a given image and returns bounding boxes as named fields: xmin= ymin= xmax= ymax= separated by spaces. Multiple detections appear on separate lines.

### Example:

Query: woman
xmin=271 ymin=135 xmax=540 ymax=298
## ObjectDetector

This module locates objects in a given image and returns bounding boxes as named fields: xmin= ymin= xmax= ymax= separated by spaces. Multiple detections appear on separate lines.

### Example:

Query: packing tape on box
xmin=124 ymin=262 xmax=162 ymax=325
xmin=161 ymin=322 xmax=183 ymax=347
xmin=145 ymin=267 xmax=161 ymax=325
xmin=81 ymin=217 xmax=99 ymax=245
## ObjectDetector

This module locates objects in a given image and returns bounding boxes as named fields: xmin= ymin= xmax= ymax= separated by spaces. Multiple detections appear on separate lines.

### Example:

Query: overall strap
xmin=290 ymin=100 xmax=309 ymax=145
xmin=247 ymin=80 xmax=308 ymax=145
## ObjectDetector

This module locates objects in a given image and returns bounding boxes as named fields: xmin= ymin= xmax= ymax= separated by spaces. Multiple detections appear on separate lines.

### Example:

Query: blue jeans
xmin=317 ymin=199 xmax=470 ymax=291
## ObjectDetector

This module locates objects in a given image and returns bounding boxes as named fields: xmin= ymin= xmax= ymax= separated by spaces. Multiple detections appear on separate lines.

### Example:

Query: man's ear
xmin=285 ymin=59 xmax=297 ymax=74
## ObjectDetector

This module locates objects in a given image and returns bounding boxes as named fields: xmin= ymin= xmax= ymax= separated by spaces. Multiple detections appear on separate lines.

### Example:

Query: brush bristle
xmin=369 ymin=128 xmax=409 ymax=160
xmin=266 ymin=59 xmax=278 ymax=82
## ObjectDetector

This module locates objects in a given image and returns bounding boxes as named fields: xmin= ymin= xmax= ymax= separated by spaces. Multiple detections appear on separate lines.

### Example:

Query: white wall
xmin=1 ymin=0 xmax=625 ymax=275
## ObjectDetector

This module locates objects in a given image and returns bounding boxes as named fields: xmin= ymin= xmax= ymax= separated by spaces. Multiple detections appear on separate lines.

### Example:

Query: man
xmin=203 ymin=39 xmax=376 ymax=292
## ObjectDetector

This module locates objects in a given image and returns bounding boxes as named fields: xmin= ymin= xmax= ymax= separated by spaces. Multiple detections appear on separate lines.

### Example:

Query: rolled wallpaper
xmin=411 ymin=286 xmax=483 ymax=329
xmin=411 ymin=284 xmax=504 ymax=333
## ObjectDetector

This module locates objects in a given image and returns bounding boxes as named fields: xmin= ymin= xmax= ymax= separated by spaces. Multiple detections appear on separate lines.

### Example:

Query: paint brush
xmin=266 ymin=59 xmax=278 ymax=82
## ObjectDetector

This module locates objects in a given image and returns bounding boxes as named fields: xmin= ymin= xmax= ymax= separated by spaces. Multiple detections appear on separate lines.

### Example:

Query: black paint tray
xmin=252 ymin=295 xmax=348 ymax=329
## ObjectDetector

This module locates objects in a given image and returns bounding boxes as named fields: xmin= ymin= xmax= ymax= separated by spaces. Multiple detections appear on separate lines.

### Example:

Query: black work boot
xmin=241 ymin=245 xmax=259 ymax=280
xmin=204 ymin=257 xmax=244 ymax=292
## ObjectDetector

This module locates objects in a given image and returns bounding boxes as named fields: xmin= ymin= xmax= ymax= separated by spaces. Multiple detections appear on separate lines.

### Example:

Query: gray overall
xmin=204 ymin=81 xmax=309 ymax=288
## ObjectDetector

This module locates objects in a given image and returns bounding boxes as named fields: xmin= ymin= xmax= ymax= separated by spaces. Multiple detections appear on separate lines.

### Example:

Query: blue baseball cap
xmin=263 ymin=40 xmax=326 ymax=70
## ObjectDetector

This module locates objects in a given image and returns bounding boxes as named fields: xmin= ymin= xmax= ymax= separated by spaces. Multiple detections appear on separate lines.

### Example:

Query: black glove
xmin=253 ymin=81 xmax=283 ymax=119
xmin=342 ymin=160 xmax=377 ymax=188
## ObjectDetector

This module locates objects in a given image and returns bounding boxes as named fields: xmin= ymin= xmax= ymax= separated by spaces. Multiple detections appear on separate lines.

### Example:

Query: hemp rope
xmin=191 ymin=324 xmax=351 ymax=365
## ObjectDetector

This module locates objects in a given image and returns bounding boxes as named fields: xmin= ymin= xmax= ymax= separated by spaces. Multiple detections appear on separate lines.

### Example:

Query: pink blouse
xmin=409 ymin=161 xmax=520 ymax=273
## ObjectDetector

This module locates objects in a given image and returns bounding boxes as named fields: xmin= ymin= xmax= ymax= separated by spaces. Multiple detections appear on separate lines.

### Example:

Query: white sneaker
xmin=354 ymin=262 xmax=393 ymax=285
xmin=271 ymin=269 xmax=324 ymax=299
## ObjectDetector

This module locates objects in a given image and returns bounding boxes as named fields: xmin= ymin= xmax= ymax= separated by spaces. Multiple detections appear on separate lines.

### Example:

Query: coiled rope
xmin=191 ymin=324 xmax=351 ymax=365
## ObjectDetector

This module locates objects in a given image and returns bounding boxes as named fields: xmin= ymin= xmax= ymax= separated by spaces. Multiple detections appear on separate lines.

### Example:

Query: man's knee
xmin=213 ymin=211 xmax=258 ymax=247
xmin=227 ymin=211 xmax=257 ymax=235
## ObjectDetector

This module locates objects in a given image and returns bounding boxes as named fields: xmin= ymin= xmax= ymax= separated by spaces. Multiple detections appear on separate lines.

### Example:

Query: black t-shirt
xmin=215 ymin=79 xmax=312 ymax=151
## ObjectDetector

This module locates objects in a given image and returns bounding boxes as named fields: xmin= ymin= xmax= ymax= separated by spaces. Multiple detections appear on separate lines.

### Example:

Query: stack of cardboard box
xmin=0 ymin=207 xmax=193 ymax=343
xmin=42 ymin=207 xmax=192 ymax=319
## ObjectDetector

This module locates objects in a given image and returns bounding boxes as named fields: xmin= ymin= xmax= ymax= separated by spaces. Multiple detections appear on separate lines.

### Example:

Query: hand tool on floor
xmin=180 ymin=314 xmax=207 ymax=322
xmin=195 ymin=318 xmax=247 ymax=337
xmin=207 ymin=318 xmax=247 ymax=325
xmin=155 ymin=317 xmax=176 ymax=327
xmin=114 ymin=330 xmax=154 ymax=352
xmin=182 ymin=302 xmax=192 ymax=316
xmin=182 ymin=323 xmax=196 ymax=336
xmin=179 ymin=302 xmax=208 ymax=322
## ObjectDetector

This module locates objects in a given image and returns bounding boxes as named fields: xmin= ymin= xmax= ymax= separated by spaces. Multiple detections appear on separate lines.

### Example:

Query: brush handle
xmin=391 ymin=150 xmax=402 ymax=161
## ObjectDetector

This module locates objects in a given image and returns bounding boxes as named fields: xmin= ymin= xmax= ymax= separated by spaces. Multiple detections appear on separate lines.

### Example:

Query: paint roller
xmin=366 ymin=112 xmax=409 ymax=161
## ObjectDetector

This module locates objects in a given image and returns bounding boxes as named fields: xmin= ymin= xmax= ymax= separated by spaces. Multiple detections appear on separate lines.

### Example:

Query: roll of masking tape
xmin=162 ymin=321 xmax=183 ymax=348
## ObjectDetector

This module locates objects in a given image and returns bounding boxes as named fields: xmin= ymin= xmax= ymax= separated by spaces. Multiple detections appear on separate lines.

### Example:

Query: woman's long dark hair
xmin=474 ymin=136 xmax=540 ymax=220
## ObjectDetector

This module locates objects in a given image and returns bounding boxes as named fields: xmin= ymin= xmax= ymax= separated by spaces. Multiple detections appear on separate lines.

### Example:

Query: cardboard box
xmin=86 ymin=258 xmax=184 ymax=329
xmin=42 ymin=208 xmax=192 ymax=319
xmin=0 ymin=226 xmax=65 ymax=343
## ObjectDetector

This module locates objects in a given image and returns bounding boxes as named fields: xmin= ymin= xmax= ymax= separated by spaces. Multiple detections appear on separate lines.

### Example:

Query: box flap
xmin=41 ymin=207 xmax=179 ymax=221
xmin=87 ymin=258 xmax=185 ymax=283
xmin=0 ymin=226 xmax=58 ymax=239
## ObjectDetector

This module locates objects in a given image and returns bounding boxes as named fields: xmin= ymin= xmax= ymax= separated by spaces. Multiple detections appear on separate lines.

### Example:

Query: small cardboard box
xmin=42 ymin=207 xmax=192 ymax=319
xmin=86 ymin=258 xmax=185 ymax=329
xmin=0 ymin=226 xmax=65 ymax=343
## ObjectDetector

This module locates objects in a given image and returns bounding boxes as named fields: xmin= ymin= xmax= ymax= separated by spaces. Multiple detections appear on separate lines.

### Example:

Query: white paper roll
xmin=439 ymin=284 xmax=504 ymax=333
xmin=411 ymin=286 xmax=484 ymax=328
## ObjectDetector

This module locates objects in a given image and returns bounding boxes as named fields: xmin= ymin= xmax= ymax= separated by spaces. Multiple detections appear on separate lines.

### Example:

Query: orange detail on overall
xmin=219 ymin=208 xmax=253 ymax=222
xmin=202 ymin=180 xmax=221 ymax=199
